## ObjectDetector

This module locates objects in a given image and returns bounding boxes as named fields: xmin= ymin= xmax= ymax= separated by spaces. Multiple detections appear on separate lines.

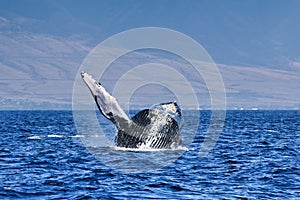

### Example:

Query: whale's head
xmin=153 ymin=101 xmax=181 ymax=117
xmin=151 ymin=101 xmax=183 ymax=128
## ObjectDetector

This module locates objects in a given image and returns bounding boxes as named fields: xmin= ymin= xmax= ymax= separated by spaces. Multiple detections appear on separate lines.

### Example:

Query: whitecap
xmin=267 ymin=130 xmax=278 ymax=133
xmin=47 ymin=134 xmax=64 ymax=138
xmin=28 ymin=135 xmax=42 ymax=140
xmin=70 ymin=135 xmax=85 ymax=138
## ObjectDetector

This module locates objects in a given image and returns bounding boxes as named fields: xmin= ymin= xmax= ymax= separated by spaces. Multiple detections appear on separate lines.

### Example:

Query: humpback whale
xmin=81 ymin=72 xmax=183 ymax=149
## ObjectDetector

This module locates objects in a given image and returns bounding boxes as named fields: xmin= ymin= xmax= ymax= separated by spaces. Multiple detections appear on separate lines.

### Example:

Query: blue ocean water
xmin=0 ymin=110 xmax=299 ymax=199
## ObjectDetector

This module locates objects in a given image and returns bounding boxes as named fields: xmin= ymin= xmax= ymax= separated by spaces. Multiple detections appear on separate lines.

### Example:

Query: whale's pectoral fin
xmin=81 ymin=72 xmax=130 ymax=127
xmin=94 ymin=92 xmax=130 ymax=127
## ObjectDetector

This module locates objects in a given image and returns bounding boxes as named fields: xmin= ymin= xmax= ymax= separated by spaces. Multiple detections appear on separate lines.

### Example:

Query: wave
xmin=28 ymin=134 xmax=84 ymax=140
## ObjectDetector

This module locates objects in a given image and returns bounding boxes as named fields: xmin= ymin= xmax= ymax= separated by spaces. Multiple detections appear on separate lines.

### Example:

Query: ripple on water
xmin=0 ymin=110 xmax=299 ymax=199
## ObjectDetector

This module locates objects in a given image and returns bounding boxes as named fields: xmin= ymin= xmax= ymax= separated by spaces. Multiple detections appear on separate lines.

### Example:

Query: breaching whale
xmin=81 ymin=72 xmax=183 ymax=149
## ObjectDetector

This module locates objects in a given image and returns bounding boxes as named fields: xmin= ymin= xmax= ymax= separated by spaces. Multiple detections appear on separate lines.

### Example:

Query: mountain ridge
xmin=0 ymin=1 xmax=299 ymax=110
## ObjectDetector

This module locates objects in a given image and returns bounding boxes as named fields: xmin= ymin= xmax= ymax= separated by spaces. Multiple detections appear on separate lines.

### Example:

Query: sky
xmin=1 ymin=0 xmax=300 ymax=66
xmin=0 ymin=0 xmax=299 ymax=109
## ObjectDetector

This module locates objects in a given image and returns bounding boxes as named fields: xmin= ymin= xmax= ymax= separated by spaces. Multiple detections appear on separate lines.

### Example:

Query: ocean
xmin=0 ymin=110 xmax=299 ymax=199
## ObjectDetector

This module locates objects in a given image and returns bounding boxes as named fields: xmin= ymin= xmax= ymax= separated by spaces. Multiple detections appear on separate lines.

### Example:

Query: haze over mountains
xmin=0 ymin=0 xmax=299 ymax=110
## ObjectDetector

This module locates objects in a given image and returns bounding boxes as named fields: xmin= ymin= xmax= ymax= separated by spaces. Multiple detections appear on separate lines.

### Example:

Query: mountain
xmin=2 ymin=0 xmax=300 ymax=67
xmin=0 ymin=0 xmax=299 ymax=110
xmin=0 ymin=15 xmax=92 ymax=109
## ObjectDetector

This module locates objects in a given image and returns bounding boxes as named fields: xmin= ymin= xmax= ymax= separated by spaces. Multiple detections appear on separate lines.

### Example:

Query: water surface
xmin=0 ymin=110 xmax=299 ymax=199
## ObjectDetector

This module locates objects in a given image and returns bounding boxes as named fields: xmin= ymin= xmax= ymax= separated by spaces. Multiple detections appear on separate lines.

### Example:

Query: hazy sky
xmin=1 ymin=0 xmax=299 ymax=66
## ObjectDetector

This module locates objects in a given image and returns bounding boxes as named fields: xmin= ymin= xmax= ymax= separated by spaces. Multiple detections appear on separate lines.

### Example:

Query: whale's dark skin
xmin=115 ymin=106 xmax=182 ymax=148
xmin=81 ymin=72 xmax=182 ymax=149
